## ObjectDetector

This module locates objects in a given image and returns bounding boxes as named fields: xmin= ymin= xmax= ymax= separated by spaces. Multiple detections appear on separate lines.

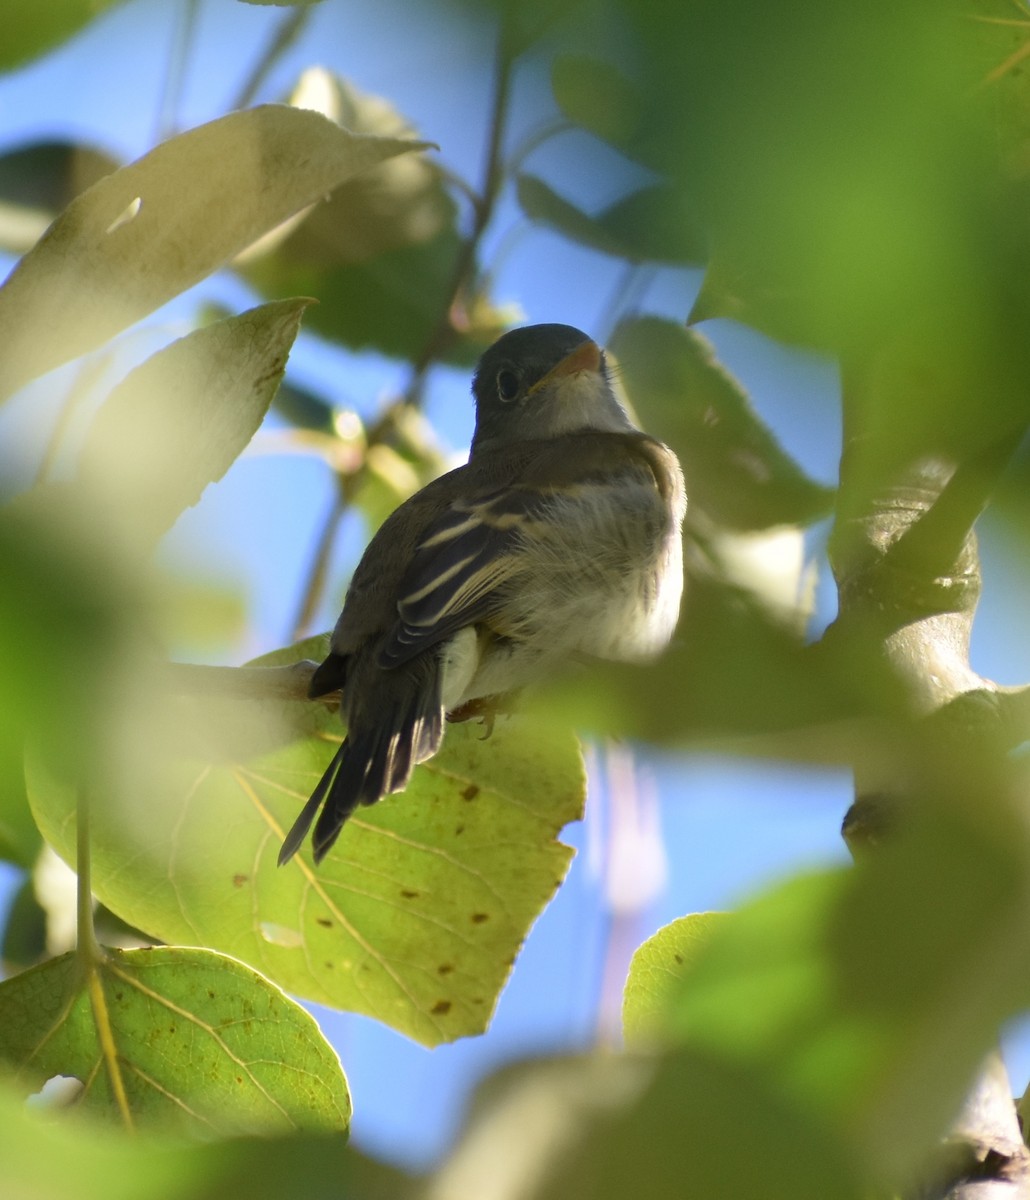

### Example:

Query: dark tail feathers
xmin=278 ymin=692 xmax=444 ymax=867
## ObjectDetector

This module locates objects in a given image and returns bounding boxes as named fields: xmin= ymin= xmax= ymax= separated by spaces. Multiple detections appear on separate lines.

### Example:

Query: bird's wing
xmin=377 ymin=484 xmax=547 ymax=668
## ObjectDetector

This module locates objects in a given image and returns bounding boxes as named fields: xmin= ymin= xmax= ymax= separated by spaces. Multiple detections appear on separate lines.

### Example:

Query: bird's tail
xmin=278 ymin=684 xmax=444 ymax=867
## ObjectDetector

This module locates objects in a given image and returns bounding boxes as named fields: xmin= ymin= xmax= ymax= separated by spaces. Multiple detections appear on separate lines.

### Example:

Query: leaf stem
xmin=408 ymin=21 xmax=516 ymax=388
xmin=76 ymin=788 xmax=135 ymax=1130
xmin=232 ymin=6 xmax=313 ymax=111
xmin=76 ymin=787 xmax=99 ymax=965
xmin=155 ymin=0 xmax=200 ymax=143
xmin=289 ymin=474 xmax=350 ymax=642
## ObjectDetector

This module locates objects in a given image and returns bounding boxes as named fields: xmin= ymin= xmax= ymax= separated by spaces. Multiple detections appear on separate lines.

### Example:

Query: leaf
xmin=0 ymin=105 xmax=431 ymax=401
xmin=432 ymin=1050 xmax=869 ymax=1200
xmin=641 ymin=755 xmax=1030 ymax=1183
xmin=0 ymin=2 xmax=127 ymax=72
xmin=0 ymin=493 xmax=134 ymax=800
xmin=26 ymin=644 xmax=586 ymax=1047
xmin=77 ymin=298 xmax=312 ymax=543
xmin=0 ymin=946 xmax=350 ymax=1137
xmin=239 ymin=71 xmax=506 ymax=364
xmin=516 ymin=175 xmax=626 ymax=258
xmin=517 ymin=175 xmax=705 ymax=268
xmin=1 ymin=876 xmax=47 ymax=972
xmin=610 ymin=316 xmax=832 ymax=530
xmin=551 ymin=54 xmax=649 ymax=161
xmin=622 ymin=913 xmax=728 ymax=1046
xmin=0 ymin=1075 xmax=407 ymax=1200
xmin=0 ymin=141 xmax=120 ymax=256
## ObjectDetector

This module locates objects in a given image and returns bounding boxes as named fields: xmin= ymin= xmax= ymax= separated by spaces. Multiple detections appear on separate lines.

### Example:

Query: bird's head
xmin=470 ymin=323 xmax=633 ymax=453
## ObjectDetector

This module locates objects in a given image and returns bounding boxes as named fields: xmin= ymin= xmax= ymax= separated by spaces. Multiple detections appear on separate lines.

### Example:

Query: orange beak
xmin=528 ymin=339 xmax=602 ymax=394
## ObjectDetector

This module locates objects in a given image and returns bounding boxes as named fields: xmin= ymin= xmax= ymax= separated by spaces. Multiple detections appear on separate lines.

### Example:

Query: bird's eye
xmin=496 ymin=368 xmax=520 ymax=402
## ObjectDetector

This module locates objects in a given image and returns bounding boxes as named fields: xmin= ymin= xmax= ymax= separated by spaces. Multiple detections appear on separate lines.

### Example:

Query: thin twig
xmin=231 ymin=6 xmax=313 ymax=111
xmin=407 ymin=26 xmax=517 ymax=390
xmin=289 ymin=475 xmax=350 ymax=642
xmin=154 ymin=0 xmax=200 ymax=143
xmin=288 ymin=21 xmax=519 ymax=632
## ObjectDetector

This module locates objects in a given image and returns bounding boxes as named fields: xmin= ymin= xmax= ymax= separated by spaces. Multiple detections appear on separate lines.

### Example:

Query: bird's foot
xmin=447 ymin=694 xmax=512 ymax=739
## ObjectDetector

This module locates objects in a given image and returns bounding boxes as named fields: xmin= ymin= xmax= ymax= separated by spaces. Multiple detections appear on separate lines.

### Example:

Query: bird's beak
xmin=528 ymin=339 xmax=602 ymax=395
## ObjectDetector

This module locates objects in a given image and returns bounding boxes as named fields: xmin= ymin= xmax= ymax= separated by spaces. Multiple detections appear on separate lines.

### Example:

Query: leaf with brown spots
xmin=26 ymin=642 xmax=586 ymax=1047
xmin=0 ymin=946 xmax=350 ymax=1135
xmin=622 ymin=913 xmax=728 ymax=1046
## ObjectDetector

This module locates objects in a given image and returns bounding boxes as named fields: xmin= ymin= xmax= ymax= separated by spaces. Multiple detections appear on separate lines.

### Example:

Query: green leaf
xmin=0 ymin=2 xmax=127 ymax=72
xmin=0 ymin=1074 xmax=405 ymax=1200
xmin=517 ymin=176 xmax=705 ymax=268
xmin=76 ymin=298 xmax=313 ymax=544
xmin=239 ymin=71 xmax=506 ymax=364
xmin=0 ymin=105 xmax=431 ymax=401
xmin=26 ymin=645 xmax=586 ymax=1047
xmin=0 ymin=141 xmax=120 ymax=256
xmin=551 ymin=54 xmax=656 ymax=166
xmin=641 ymin=760 xmax=1030 ymax=1183
xmin=0 ymin=946 xmax=350 ymax=1136
xmin=1 ymin=876 xmax=47 ymax=972
xmin=610 ymin=316 xmax=832 ymax=530
xmin=516 ymin=174 xmax=626 ymax=258
xmin=622 ymin=913 xmax=728 ymax=1046
xmin=0 ymin=494 xmax=134 ymax=800
xmin=433 ymin=1050 xmax=869 ymax=1200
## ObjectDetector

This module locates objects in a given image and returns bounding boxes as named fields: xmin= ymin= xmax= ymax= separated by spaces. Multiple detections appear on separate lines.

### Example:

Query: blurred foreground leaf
xmin=26 ymin=644 xmax=586 ymax=1047
xmin=631 ymin=757 xmax=1030 ymax=1184
xmin=0 ymin=1074 xmax=407 ymax=1200
xmin=0 ymin=105 xmax=429 ymax=400
xmin=0 ymin=1 xmax=127 ymax=72
xmin=429 ymin=1050 xmax=867 ymax=1200
xmin=0 ymin=141 xmax=119 ymax=255
xmin=0 ymin=946 xmax=350 ymax=1137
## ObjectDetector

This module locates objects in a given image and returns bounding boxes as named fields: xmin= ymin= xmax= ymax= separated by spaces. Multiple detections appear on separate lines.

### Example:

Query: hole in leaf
xmin=105 ymin=196 xmax=141 ymax=234
xmin=26 ymin=1075 xmax=83 ymax=1110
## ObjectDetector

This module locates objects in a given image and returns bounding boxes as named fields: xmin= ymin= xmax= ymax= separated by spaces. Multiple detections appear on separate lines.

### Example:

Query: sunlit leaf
xmin=0 ymin=946 xmax=350 ymax=1136
xmin=26 ymin=644 xmax=586 ymax=1047
xmin=77 ymin=298 xmax=312 ymax=544
xmin=622 ymin=913 xmax=727 ymax=1046
xmin=0 ymin=105 xmax=430 ymax=401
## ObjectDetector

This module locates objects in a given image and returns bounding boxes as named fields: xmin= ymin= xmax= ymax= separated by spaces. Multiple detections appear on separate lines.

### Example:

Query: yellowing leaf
xmin=26 ymin=644 xmax=586 ymax=1048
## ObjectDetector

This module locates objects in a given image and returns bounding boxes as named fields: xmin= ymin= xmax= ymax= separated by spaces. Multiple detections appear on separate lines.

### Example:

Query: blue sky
xmin=2 ymin=0 xmax=1029 ymax=1168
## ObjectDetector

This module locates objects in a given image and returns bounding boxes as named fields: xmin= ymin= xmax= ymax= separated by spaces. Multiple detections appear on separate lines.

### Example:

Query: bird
xmin=278 ymin=323 xmax=686 ymax=866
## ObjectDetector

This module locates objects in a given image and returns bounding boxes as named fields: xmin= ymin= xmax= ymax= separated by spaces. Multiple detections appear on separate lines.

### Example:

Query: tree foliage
xmin=1 ymin=2 xmax=1030 ymax=1197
